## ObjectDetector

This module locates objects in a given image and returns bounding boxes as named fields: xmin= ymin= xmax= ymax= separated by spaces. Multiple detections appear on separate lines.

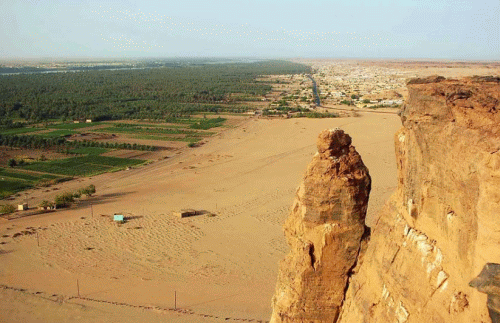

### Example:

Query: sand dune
xmin=0 ymin=112 xmax=400 ymax=322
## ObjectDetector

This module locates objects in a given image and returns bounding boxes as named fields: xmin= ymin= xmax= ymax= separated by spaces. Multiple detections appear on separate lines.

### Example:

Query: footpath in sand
xmin=0 ymin=111 xmax=400 ymax=322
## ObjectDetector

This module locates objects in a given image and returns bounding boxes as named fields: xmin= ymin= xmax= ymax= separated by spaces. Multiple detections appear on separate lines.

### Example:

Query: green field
xmin=96 ymin=125 xmax=198 ymax=135
xmin=22 ymin=155 xmax=145 ymax=176
xmin=92 ymin=123 xmax=215 ymax=142
xmin=0 ymin=179 xmax=32 ymax=199
xmin=134 ymin=135 xmax=201 ymax=142
xmin=0 ymin=127 xmax=40 ymax=135
xmin=171 ymin=118 xmax=208 ymax=124
xmin=39 ymin=129 xmax=75 ymax=138
xmin=189 ymin=117 xmax=226 ymax=129
xmin=22 ymin=160 xmax=111 ymax=176
xmin=0 ymin=168 xmax=57 ymax=181
xmin=68 ymin=147 xmax=110 ymax=155
xmin=108 ymin=122 xmax=184 ymax=128
xmin=0 ymin=168 xmax=62 ymax=199
xmin=0 ymin=144 xmax=146 ymax=198
xmin=49 ymin=122 xmax=105 ymax=130
xmin=78 ymin=155 xmax=144 ymax=167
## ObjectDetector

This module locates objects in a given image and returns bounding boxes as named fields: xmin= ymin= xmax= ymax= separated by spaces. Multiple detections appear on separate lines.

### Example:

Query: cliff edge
xmin=338 ymin=75 xmax=500 ymax=322
xmin=270 ymin=75 xmax=500 ymax=323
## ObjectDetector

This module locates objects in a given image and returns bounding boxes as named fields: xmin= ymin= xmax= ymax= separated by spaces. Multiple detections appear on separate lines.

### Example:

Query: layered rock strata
xmin=270 ymin=129 xmax=371 ymax=323
xmin=338 ymin=76 xmax=500 ymax=323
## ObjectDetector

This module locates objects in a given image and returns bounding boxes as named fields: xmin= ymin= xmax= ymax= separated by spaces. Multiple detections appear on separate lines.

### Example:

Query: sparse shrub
xmin=0 ymin=204 xmax=16 ymax=214
xmin=340 ymin=100 xmax=354 ymax=106
xmin=38 ymin=180 xmax=51 ymax=187
xmin=187 ymin=142 xmax=196 ymax=148
xmin=293 ymin=112 xmax=339 ymax=119
xmin=8 ymin=159 xmax=17 ymax=168
xmin=79 ymin=184 xmax=96 ymax=196
xmin=39 ymin=200 xmax=54 ymax=209
xmin=52 ymin=184 xmax=95 ymax=208
xmin=38 ymin=178 xmax=70 ymax=188
xmin=54 ymin=192 xmax=75 ymax=208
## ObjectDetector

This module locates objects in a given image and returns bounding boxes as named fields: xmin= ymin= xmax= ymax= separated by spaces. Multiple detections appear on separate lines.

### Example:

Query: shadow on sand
xmin=73 ymin=191 xmax=135 ymax=209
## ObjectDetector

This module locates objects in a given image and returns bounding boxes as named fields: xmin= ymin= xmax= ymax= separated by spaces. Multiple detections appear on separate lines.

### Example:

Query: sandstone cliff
xmin=270 ymin=76 xmax=500 ymax=323
xmin=338 ymin=76 xmax=500 ymax=323
xmin=270 ymin=129 xmax=371 ymax=322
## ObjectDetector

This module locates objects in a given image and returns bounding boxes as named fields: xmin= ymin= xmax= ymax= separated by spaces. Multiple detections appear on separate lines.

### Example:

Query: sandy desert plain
xmin=1 ymin=61 xmax=499 ymax=322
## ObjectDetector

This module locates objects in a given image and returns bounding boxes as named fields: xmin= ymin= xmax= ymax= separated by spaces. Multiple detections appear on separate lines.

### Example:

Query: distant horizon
xmin=1 ymin=56 xmax=499 ymax=64
xmin=1 ymin=0 xmax=498 ymax=60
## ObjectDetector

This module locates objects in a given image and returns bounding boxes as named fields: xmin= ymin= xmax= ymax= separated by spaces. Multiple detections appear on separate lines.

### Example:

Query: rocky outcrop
xmin=269 ymin=76 xmax=500 ymax=323
xmin=338 ymin=76 xmax=500 ymax=323
xmin=270 ymin=129 xmax=371 ymax=322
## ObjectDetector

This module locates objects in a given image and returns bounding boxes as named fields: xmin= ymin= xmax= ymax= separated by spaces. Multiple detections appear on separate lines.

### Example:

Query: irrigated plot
xmin=21 ymin=155 xmax=145 ymax=176
xmin=49 ymin=122 xmax=105 ymax=130
xmin=0 ymin=127 xmax=40 ymax=135
xmin=0 ymin=168 xmax=58 ymax=181
xmin=0 ymin=178 xmax=33 ymax=198
xmin=91 ymin=122 xmax=216 ymax=143
xmin=68 ymin=147 xmax=110 ymax=155
xmin=0 ymin=168 xmax=63 ymax=198
xmin=38 ymin=130 xmax=75 ymax=138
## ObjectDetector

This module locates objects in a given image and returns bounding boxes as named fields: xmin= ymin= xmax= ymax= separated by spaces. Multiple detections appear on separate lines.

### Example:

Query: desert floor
xmin=0 ymin=111 xmax=400 ymax=322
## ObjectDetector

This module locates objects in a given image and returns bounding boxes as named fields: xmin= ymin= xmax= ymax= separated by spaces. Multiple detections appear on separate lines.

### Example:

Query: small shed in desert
xmin=172 ymin=209 xmax=198 ymax=218
xmin=113 ymin=214 xmax=124 ymax=223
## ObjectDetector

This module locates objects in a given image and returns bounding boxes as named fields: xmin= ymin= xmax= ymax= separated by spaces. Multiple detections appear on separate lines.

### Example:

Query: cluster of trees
xmin=52 ymin=184 xmax=96 ymax=208
xmin=293 ymin=112 xmax=339 ymax=118
xmin=340 ymin=100 xmax=355 ymax=106
xmin=262 ymin=108 xmax=336 ymax=117
xmin=0 ymin=60 xmax=311 ymax=122
xmin=0 ymin=134 xmax=155 ymax=151
xmin=8 ymin=158 xmax=27 ymax=167
xmin=263 ymin=106 xmax=310 ymax=116
xmin=0 ymin=119 xmax=24 ymax=129
xmin=63 ymin=140 xmax=156 ymax=151
xmin=368 ymin=104 xmax=401 ymax=109
xmin=275 ymin=106 xmax=309 ymax=113
xmin=0 ymin=134 xmax=65 ymax=149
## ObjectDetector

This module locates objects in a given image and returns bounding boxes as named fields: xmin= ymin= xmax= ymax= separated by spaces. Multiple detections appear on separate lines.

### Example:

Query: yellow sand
xmin=0 ymin=112 xmax=400 ymax=322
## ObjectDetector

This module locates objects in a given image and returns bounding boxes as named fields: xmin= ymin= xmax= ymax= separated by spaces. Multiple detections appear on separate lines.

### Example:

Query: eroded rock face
xmin=338 ymin=76 xmax=500 ymax=323
xmin=270 ymin=129 xmax=371 ymax=323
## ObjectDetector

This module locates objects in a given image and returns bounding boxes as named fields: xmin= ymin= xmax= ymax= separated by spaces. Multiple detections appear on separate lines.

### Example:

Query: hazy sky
xmin=1 ymin=0 xmax=498 ymax=60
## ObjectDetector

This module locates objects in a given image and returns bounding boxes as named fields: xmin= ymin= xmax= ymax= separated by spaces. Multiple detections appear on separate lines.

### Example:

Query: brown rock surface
xmin=270 ymin=129 xmax=371 ymax=323
xmin=338 ymin=76 xmax=500 ymax=323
